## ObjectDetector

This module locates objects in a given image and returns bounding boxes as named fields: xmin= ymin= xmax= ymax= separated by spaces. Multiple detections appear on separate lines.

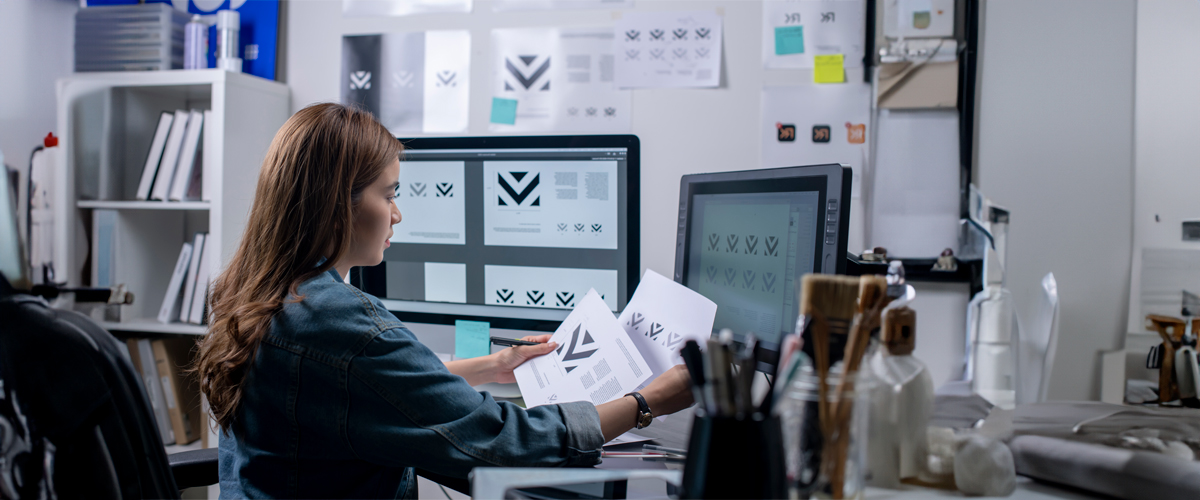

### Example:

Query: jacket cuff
xmin=557 ymin=401 xmax=604 ymax=466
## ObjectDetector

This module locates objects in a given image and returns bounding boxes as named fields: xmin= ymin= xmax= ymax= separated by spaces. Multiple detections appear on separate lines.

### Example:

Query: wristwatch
xmin=625 ymin=392 xmax=653 ymax=429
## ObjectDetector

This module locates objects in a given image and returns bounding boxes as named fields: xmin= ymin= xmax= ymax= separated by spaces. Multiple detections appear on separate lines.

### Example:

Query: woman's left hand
xmin=491 ymin=334 xmax=556 ymax=384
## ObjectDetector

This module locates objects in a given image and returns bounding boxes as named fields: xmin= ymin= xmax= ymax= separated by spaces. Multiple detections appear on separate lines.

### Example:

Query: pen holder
xmin=679 ymin=411 xmax=786 ymax=499
xmin=778 ymin=371 xmax=873 ymax=499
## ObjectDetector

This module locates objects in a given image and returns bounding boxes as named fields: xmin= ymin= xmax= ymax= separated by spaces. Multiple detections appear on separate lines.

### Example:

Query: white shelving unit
xmin=55 ymin=69 xmax=289 ymax=331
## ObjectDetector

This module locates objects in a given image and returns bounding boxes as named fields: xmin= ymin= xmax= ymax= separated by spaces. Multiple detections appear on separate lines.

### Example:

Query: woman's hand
xmin=489 ymin=334 xmax=557 ymax=384
xmin=596 ymin=364 xmax=695 ymax=441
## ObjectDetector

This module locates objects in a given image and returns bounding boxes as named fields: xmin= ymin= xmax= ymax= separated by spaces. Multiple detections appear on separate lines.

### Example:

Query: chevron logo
xmin=708 ymin=233 xmax=719 ymax=251
xmin=392 ymin=70 xmax=415 ymax=88
xmin=725 ymin=268 xmax=736 ymax=286
xmin=625 ymin=49 xmax=640 ymax=61
xmin=556 ymin=291 xmax=575 ymax=307
xmin=497 ymin=171 xmax=540 ymax=207
xmin=706 ymin=265 xmax=717 ymax=283
xmin=585 ymin=107 xmax=597 ymax=117
xmin=666 ymin=331 xmax=683 ymax=348
xmin=745 ymin=235 xmax=759 ymax=255
xmin=567 ymin=107 xmax=579 ymax=116
xmin=673 ymin=28 xmax=688 ymax=40
xmin=763 ymin=272 xmax=777 ymax=293
xmin=625 ymin=30 xmax=640 ymax=41
xmin=436 ymin=182 xmax=453 ymax=197
xmin=650 ymin=49 xmax=665 ymax=60
xmin=696 ymin=48 xmax=710 ymax=59
xmin=559 ymin=324 xmax=599 ymax=362
xmin=410 ymin=182 xmax=426 ymax=197
xmin=696 ymin=27 xmax=711 ymax=39
xmin=496 ymin=289 xmax=514 ymax=303
xmin=574 ymin=223 xmax=585 ymax=232
xmin=604 ymin=107 xmax=616 ymax=117
xmin=765 ymin=236 xmax=779 ymax=256
xmin=350 ymin=71 xmax=371 ymax=90
xmin=628 ymin=312 xmax=644 ymax=328
xmin=727 ymin=234 xmax=739 ymax=253
xmin=743 ymin=270 xmax=756 ymax=289
xmin=526 ymin=290 xmax=544 ymax=305
xmin=504 ymin=55 xmax=550 ymax=91
xmin=650 ymin=29 xmax=665 ymax=40
xmin=557 ymin=223 xmax=567 ymax=231
xmin=648 ymin=322 xmax=664 ymax=340
xmin=435 ymin=70 xmax=457 ymax=87
xmin=592 ymin=224 xmax=602 ymax=232
xmin=673 ymin=48 xmax=688 ymax=59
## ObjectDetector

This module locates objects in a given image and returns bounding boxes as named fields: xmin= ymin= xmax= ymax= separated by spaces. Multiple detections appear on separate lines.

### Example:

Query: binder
xmin=152 ymin=338 xmax=201 ymax=445
xmin=92 ymin=209 xmax=118 ymax=288
xmin=150 ymin=109 xmax=189 ymax=201
xmin=136 ymin=111 xmax=174 ymax=200
xmin=168 ymin=109 xmax=204 ymax=201
xmin=179 ymin=232 xmax=206 ymax=322
xmin=157 ymin=241 xmax=193 ymax=324
xmin=128 ymin=338 xmax=175 ymax=444
xmin=187 ymin=235 xmax=215 ymax=325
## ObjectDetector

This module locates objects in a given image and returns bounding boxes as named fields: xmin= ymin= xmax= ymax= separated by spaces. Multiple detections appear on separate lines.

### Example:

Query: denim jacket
xmin=218 ymin=268 xmax=604 ymax=499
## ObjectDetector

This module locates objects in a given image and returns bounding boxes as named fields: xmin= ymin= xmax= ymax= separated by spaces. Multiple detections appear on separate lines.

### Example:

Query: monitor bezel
xmin=353 ymin=134 xmax=640 ymax=332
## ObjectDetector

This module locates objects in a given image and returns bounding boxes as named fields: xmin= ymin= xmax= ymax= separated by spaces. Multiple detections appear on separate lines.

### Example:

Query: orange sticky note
xmin=814 ymin=54 xmax=846 ymax=84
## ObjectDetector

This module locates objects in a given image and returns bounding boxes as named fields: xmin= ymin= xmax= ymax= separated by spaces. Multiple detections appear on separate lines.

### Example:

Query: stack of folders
xmin=126 ymin=337 xmax=202 ymax=446
xmin=137 ymin=109 xmax=209 ymax=202
xmin=75 ymin=4 xmax=188 ymax=72
xmin=158 ymin=232 xmax=213 ymax=325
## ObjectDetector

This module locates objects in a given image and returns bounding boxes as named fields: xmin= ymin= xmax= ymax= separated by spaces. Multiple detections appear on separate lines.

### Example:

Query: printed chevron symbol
xmin=496 ymin=289 xmax=513 ymax=303
xmin=743 ymin=270 xmax=756 ymax=289
xmin=763 ymin=272 xmax=777 ymax=292
xmin=727 ymin=234 xmax=739 ymax=253
xmin=436 ymin=70 xmax=456 ymax=87
xmin=628 ymin=312 xmax=645 ymax=328
xmin=765 ymin=236 xmax=779 ymax=256
xmin=392 ymin=70 xmax=415 ymax=88
xmin=556 ymin=291 xmax=575 ymax=307
xmin=673 ymin=28 xmax=688 ymax=40
xmin=349 ymin=71 xmax=371 ymax=90
xmin=624 ymin=30 xmax=640 ymax=41
xmin=410 ymin=182 xmax=426 ymax=197
xmin=575 ymin=223 xmax=585 ymax=232
xmin=708 ymin=233 xmax=719 ymax=251
xmin=725 ymin=268 xmax=736 ymax=286
xmin=650 ymin=49 xmax=665 ymax=60
xmin=673 ymin=48 xmax=688 ymax=59
xmin=695 ymin=27 xmax=711 ymax=39
xmin=436 ymin=182 xmax=453 ymax=197
xmin=706 ymin=266 xmax=717 ymax=283
xmin=650 ymin=29 xmax=665 ymax=40
xmin=557 ymin=223 xmax=567 ymax=231
xmin=745 ymin=235 xmax=759 ymax=255
xmin=666 ymin=331 xmax=683 ymax=348
xmin=561 ymin=324 xmax=599 ymax=362
xmin=505 ymin=55 xmax=550 ymax=91
xmin=526 ymin=290 xmax=544 ymax=305
xmin=592 ymin=224 xmax=602 ymax=232
xmin=497 ymin=171 xmax=540 ymax=206
xmin=648 ymin=322 xmax=664 ymax=339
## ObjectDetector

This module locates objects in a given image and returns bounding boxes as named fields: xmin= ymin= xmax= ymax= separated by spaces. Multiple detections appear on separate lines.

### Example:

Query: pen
xmin=680 ymin=340 xmax=709 ymax=414
xmin=490 ymin=336 xmax=539 ymax=347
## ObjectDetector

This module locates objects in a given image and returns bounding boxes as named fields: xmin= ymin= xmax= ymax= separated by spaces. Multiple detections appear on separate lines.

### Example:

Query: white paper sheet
xmin=482 ymin=161 xmax=619 ymax=249
xmin=391 ymin=161 xmax=466 ymax=245
xmin=604 ymin=431 xmax=653 ymax=447
xmin=617 ymin=270 xmax=716 ymax=389
xmin=484 ymin=265 xmax=619 ymax=311
xmin=762 ymin=0 xmax=866 ymax=70
xmin=343 ymin=0 xmax=472 ymax=16
xmin=493 ymin=0 xmax=633 ymax=11
xmin=760 ymin=84 xmax=871 ymax=198
xmin=613 ymin=11 xmax=722 ymax=89
xmin=514 ymin=289 xmax=652 ymax=407
xmin=342 ymin=31 xmax=470 ymax=134
xmin=490 ymin=27 xmax=632 ymax=132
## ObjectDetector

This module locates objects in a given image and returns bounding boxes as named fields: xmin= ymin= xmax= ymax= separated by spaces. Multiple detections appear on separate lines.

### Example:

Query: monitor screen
xmin=674 ymin=164 xmax=851 ymax=363
xmin=356 ymin=135 xmax=639 ymax=332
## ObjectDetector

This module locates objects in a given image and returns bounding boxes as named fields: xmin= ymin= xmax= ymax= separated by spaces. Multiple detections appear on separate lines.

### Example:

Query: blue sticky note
xmin=774 ymin=26 xmax=805 ymax=55
xmin=490 ymin=97 xmax=518 ymax=125
xmin=455 ymin=320 xmax=491 ymax=359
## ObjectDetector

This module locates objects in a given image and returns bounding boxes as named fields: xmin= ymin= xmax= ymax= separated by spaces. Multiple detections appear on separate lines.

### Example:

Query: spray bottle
xmin=966 ymin=246 xmax=1019 ymax=409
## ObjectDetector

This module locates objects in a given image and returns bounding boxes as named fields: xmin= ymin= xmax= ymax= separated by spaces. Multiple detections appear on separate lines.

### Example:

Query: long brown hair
xmin=196 ymin=103 xmax=402 ymax=431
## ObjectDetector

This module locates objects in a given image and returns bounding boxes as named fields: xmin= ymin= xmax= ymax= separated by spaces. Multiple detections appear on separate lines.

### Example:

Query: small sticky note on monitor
xmin=774 ymin=26 xmax=805 ymax=55
xmin=490 ymin=97 xmax=518 ymax=125
xmin=455 ymin=320 xmax=491 ymax=359
xmin=813 ymin=54 xmax=845 ymax=83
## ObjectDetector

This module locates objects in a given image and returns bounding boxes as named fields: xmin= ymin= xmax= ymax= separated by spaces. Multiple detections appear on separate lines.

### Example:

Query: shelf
xmin=101 ymin=318 xmax=206 ymax=335
xmin=164 ymin=439 xmax=205 ymax=455
xmin=77 ymin=200 xmax=210 ymax=210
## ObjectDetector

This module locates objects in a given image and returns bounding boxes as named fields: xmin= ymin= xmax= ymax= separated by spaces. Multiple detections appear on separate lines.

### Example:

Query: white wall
xmin=975 ymin=0 xmax=1136 ymax=400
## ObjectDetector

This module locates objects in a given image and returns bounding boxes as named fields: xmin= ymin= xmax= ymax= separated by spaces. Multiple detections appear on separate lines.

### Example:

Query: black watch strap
xmin=625 ymin=392 xmax=653 ymax=429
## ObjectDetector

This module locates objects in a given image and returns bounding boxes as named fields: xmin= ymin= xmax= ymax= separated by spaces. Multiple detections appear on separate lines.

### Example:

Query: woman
xmin=195 ymin=103 xmax=693 ymax=499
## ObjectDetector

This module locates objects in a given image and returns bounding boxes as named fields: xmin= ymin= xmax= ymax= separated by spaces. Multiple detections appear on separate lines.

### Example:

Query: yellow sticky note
xmin=814 ymin=54 xmax=846 ymax=84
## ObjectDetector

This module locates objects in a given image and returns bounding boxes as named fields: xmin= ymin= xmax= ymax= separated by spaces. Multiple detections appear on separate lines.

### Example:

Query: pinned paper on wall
xmin=455 ymin=320 xmax=491 ymax=359
xmin=490 ymin=27 xmax=631 ymax=132
xmin=814 ymin=54 xmax=846 ymax=83
xmin=492 ymin=0 xmax=634 ymax=11
xmin=762 ymin=0 xmax=865 ymax=70
xmin=342 ymin=31 xmax=471 ymax=133
xmin=343 ymin=0 xmax=472 ymax=16
xmin=613 ymin=11 xmax=723 ymax=89
xmin=760 ymin=84 xmax=871 ymax=198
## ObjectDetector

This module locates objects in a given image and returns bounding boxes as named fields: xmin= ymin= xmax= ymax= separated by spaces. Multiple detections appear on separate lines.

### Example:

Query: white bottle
xmin=868 ymin=306 xmax=934 ymax=487
xmin=184 ymin=15 xmax=208 ymax=70
xmin=966 ymin=247 xmax=1019 ymax=409
xmin=215 ymin=10 xmax=241 ymax=72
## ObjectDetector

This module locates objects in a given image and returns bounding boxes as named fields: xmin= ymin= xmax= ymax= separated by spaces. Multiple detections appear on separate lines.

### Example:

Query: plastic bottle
xmin=867 ymin=304 xmax=934 ymax=487
xmin=184 ymin=15 xmax=207 ymax=70
xmin=966 ymin=246 xmax=1019 ymax=409
xmin=215 ymin=10 xmax=241 ymax=72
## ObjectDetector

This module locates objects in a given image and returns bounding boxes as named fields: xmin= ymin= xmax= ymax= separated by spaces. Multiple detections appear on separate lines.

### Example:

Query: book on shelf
xmin=150 ymin=110 xmax=190 ymax=201
xmin=198 ymin=109 xmax=213 ymax=202
xmin=152 ymin=338 xmax=202 ymax=445
xmin=157 ymin=241 xmax=193 ymax=324
xmin=179 ymin=232 xmax=206 ymax=322
xmin=136 ymin=111 xmax=174 ymax=201
xmin=92 ymin=209 xmax=118 ymax=288
xmin=127 ymin=338 xmax=175 ymax=445
xmin=187 ymin=234 xmax=215 ymax=325
xmin=168 ymin=109 xmax=204 ymax=202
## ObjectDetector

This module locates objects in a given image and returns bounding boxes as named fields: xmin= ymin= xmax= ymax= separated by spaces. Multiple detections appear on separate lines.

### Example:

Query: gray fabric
xmin=1010 ymin=435 xmax=1200 ymax=500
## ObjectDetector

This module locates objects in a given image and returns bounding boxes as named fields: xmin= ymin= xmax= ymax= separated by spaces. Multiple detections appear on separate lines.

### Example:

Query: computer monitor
xmin=673 ymin=164 xmax=852 ymax=369
xmin=354 ymin=135 xmax=639 ymax=332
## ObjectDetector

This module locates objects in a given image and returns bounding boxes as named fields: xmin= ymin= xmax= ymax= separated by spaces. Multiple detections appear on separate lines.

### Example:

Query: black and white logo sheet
xmin=616 ymin=270 xmax=716 ymax=389
xmin=485 ymin=265 xmax=618 ymax=311
xmin=613 ymin=11 xmax=722 ymax=88
xmin=761 ymin=0 xmax=866 ymax=70
xmin=341 ymin=30 xmax=470 ymax=133
xmin=343 ymin=0 xmax=471 ymax=17
xmin=490 ymin=27 xmax=631 ymax=132
xmin=392 ymin=161 xmax=466 ymax=245
xmin=483 ymin=161 xmax=618 ymax=249
xmin=513 ymin=289 xmax=651 ymax=407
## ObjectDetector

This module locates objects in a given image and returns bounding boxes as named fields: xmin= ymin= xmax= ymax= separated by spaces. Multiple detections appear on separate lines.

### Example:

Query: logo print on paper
xmin=527 ymin=290 xmax=544 ymax=305
xmin=409 ymin=182 xmax=427 ymax=197
xmin=628 ymin=312 xmax=645 ymax=328
xmin=557 ymin=223 xmax=568 ymax=231
xmin=436 ymin=70 xmax=457 ymax=87
xmin=812 ymin=125 xmax=831 ymax=143
xmin=558 ymin=324 xmax=599 ymax=368
xmin=666 ymin=331 xmax=684 ymax=348
xmin=777 ymin=123 xmax=796 ymax=142
xmin=821 ymin=12 xmax=835 ymax=23
xmin=625 ymin=49 xmax=640 ymax=61
xmin=696 ymin=48 xmax=710 ymax=59
xmin=672 ymin=28 xmax=688 ymax=40
xmin=745 ymin=235 xmax=759 ymax=255
xmin=743 ymin=270 xmax=757 ymax=289
xmin=765 ymin=236 xmax=780 ymax=256
xmin=673 ymin=48 xmax=688 ymax=60
xmin=504 ymin=55 xmax=551 ymax=92
xmin=392 ymin=70 xmax=415 ymax=88
xmin=704 ymin=266 xmax=717 ymax=283
xmin=586 ymin=107 xmax=597 ymax=117
xmin=349 ymin=71 xmax=372 ymax=90
xmin=650 ymin=29 xmax=665 ymax=40
xmin=650 ymin=49 xmax=665 ymax=60
xmin=763 ymin=272 xmax=777 ymax=293
xmin=648 ymin=322 xmax=664 ymax=340
xmin=846 ymin=123 xmax=866 ymax=144
xmin=695 ymin=27 xmax=711 ymax=40
xmin=708 ymin=233 xmax=720 ymax=251
xmin=557 ymin=292 xmax=576 ymax=307
xmin=496 ymin=289 xmax=514 ymax=304
xmin=727 ymin=234 xmax=740 ymax=253
xmin=568 ymin=107 xmax=579 ymax=116
xmin=592 ymin=224 xmax=602 ymax=232
xmin=625 ymin=30 xmax=640 ymax=42
xmin=497 ymin=171 xmax=540 ymax=207
xmin=785 ymin=13 xmax=801 ymax=24
xmin=436 ymin=182 xmax=453 ymax=197
xmin=604 ymin=107 xmax=616 ymax=117
xmin=575 ymin=223 xmax=585 ymax=232
xmin=724 ymin=268 xmax=736 ymax=286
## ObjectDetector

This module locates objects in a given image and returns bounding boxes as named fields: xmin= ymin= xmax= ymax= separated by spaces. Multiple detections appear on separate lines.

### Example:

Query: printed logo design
xmin=785 ymin=13 xmax=801 ymax=24
xmin=673 ymin=28 xmax=688 ymax=40
xmin=650 ymin=49 xmax=665 ymax=60
xmin=812 ymin=125 xmax=831 ymax=143
xmin=497 ymin=171 xmax=540 ymax=207
xmin=604 ymin=107 xmax=616 ymax=117
xmin=436 ymin=70 xmax=457 ymax=87
xmin=696 ymin=48 xmax=710 ymax=59
xmin=527 ymin=290 xmax=544 ymax=305
xmin=777 ymin=123 xmax=796 ymax=142
xmin=673 ymin=48 xmax=688 ymax=59
xmin=695 ymin=27 xmax=711 ymax=40
xmin=592 ymin=224 xmax=602 ymax=232
xmin=410 ymin=182 xmax=427 ymax=197
xmin=574 ymin=223 xmax=585 ymax=232
xmin=557 ymin=223 xmax=568 ymax=231
xmin=763 ymin=272 xmax=777 ymax=293
xmin=650 ymin=29 xmax=665 ymax=40
xmin=708 ymin=233 xmax=720 ymax=251
xmin=496 ymin=289 xmax=514 ymax=304
xmin=349 ymin=71 xmax=372 ymax=90
xmin=586 ymin=107 xmax=597 ymax=117
xmin=821 ymin=12 xmax=835 ymax=22
xmin=765 ymin=236 xmax=779 ymax=256
xmin=628 ymin=312 xmax=645 ymax=328
xmin=625 ymin=49 xmax=640 ymax=61
xmin=548 ymin=394 xmax=558 ymax=402
xmin=727 ymin=234 xmax=740 ymax=253
xmin=846 ymin=122 xmax=866 ymax=144
xmin=648 ymin=322 xmax=664 ymax=340
xmin=745 ymin=235 xmax=759 ymax=255
xmin=557 ymin=291 xmax=576 ymax=307
xmin=568 ymin=107 xmax=579 ymax=116
xmin=392 ymin=70 xmax=415 ymax=88
xmin=743 ymin=270 xmax=757 ymax=289
xmin=724 ymin=268 xmax=736 ymax=286
xmin=504 ymin=55 xmax=551 ymax=92
xmin=625 ymin=30 xmax=640 ymax=42
xmin=706 ymin=265 xmax=718 ymax=283
xmin=666 ymin=331 xmax=684 ymax=348
xmin=436 ymin=182 xmax=453 ymax=197
xmin=558 ymin=324 xmax=599 ymax=370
